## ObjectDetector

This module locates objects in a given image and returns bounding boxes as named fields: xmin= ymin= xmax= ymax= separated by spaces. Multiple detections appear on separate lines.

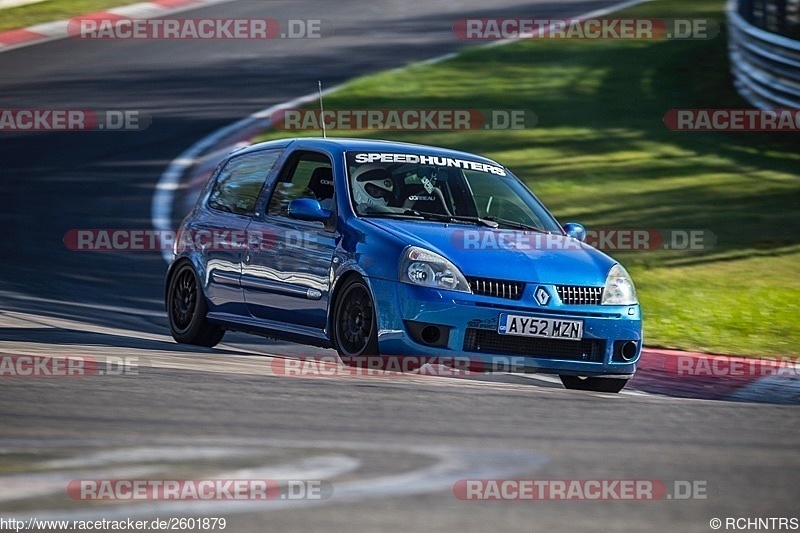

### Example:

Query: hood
xmin=364 ymin=218 xmax=616 ymax=286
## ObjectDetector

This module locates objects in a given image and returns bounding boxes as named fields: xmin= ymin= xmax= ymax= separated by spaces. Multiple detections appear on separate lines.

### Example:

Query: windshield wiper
xmin=362 ymin=210 xmax=536 ymax=231
xmin=483 ymin=216 xmax=550 ymax=233
xmin=402 ymin=210 xmax=500 ymax=228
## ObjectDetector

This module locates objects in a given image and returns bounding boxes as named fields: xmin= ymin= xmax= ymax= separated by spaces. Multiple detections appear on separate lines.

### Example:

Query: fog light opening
xmin=621 ymin=341 xmax=638 ymax=362
xmin=420 ymin=325 xmax=441 ymax=345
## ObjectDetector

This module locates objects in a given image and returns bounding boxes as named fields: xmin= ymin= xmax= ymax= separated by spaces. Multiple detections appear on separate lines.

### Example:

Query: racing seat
xmin=402 ymin=186 xmax=452 ymax=216
xmin=306 ymin=167 xmax=334 ymax=208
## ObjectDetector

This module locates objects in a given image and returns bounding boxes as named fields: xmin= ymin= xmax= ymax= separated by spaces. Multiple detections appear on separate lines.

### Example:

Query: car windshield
xmin=345 ymin=151 xmax=561 ymax=232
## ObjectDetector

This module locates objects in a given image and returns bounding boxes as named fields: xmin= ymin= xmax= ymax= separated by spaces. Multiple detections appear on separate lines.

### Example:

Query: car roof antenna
xmin=318 ymin=80 xmax=327 ymax=139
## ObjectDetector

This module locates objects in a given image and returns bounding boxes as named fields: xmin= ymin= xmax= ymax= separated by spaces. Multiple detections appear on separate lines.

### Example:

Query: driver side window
xmin=267 ymin=151 xmax=334 ymax=217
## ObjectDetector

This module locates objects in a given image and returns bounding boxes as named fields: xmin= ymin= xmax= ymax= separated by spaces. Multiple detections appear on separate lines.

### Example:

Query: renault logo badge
xmin=534 ymin=286 xmax=550 ymax=306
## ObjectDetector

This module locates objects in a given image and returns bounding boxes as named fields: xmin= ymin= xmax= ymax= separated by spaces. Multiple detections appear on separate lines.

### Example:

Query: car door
xmin=193 ymin=148 xmax=283 ymax=314
xmin=242 ymin=149 xmax=337 ymax=330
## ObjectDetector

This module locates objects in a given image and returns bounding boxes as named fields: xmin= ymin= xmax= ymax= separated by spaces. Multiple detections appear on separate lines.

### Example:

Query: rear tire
xmin=167 ymin=263 xmax=225 ymax=347
xmin=560 ymin=375 xmax=628 ymax=393
xmin=332 ymin=277 xmax=379 ymax=366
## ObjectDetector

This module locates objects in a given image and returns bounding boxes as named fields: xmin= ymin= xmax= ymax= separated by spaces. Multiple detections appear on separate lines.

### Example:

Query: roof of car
xmin=234 ymin=137 xmax=504 ymax=167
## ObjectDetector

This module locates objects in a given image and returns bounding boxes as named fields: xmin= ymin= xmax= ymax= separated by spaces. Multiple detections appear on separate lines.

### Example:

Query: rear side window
xmin=208 ymin=149 xmax=281 ymax=216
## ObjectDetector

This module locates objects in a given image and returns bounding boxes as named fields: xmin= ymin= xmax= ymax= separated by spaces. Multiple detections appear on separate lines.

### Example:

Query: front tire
xmin=560 ymin=375 xmax=628 ymax=393
xmin=167 ymin=263 xmax=225 ymax=347
xmin=332 ymin=277 xmax=379 ymax=366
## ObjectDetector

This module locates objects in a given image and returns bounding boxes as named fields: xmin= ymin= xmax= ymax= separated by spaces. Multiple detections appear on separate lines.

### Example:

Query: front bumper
xmin=367 ymin=278 xmax=642 ymax=377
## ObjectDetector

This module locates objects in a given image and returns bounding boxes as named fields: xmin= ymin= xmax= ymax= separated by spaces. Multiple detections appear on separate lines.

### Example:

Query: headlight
xmin=601 ymin=263 xmax=638 ymax=305
xmin=399 ymin=246 xmax=471 ymax=293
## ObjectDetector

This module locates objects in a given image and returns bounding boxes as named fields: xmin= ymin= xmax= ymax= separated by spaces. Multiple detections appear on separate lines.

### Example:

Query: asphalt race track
xmin=0 ymin=1 xmax=798 ymax=531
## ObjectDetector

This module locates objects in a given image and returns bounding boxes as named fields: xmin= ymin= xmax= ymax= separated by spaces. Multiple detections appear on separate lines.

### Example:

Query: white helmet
xmin=351 ymin=164 xmax=394 ymax=207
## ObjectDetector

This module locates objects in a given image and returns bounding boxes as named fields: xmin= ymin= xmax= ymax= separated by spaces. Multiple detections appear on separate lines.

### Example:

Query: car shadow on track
xmin=0 ymin=326 xmax=247 ymax=357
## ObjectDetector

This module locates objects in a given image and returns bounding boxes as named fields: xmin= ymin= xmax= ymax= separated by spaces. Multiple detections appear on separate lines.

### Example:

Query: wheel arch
xmin=326 ymin=268 xmax=378 ymax=342
xmin=164 ymin=255 xmax=205 ymax=308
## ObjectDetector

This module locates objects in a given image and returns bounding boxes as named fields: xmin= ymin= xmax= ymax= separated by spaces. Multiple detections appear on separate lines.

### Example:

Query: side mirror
xmin=288 ymin=198 xmax=332 ymax=222
xmin=563 ymin=222 xmax=586 ymax=242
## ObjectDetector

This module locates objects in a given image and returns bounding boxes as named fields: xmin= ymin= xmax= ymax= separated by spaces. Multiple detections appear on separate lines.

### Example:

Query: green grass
xmin=0 ymin=0 xmax=145 ymax=32
xmin=256 ymin=0 xmax=800 ymax=356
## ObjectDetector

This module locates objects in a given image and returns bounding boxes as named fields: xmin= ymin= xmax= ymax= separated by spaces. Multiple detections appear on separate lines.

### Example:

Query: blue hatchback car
xmin=166 ymin=137 xmax=642 ymax=392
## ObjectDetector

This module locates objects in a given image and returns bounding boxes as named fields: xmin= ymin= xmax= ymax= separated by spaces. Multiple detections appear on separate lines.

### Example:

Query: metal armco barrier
xmin=728 ymin=0 xmax=800 ymax=108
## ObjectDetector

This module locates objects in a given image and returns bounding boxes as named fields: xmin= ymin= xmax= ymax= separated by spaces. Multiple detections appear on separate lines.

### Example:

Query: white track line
xmin=3 ymin=438 xmax=547 ymax=520
xmin=0 ymin=0 xmax=45 ymax=9
xmin=0 ymin=0 xmax=242 ymax=53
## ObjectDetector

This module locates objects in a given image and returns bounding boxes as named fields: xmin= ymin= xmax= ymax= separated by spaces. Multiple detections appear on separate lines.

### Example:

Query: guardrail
xmin=727 ymin=0 xmax=800 ymax=108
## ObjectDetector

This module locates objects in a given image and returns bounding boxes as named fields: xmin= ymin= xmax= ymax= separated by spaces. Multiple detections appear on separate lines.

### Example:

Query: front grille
xmin=473 ymin=301 xmax=620 ymax=319
xmin=555 ymin=285 xmax=603 ymax=305
xmin=463 ymin=328 xmax=605 ymax=362
xmin=467 ymin=276 xmax=524 ymax=300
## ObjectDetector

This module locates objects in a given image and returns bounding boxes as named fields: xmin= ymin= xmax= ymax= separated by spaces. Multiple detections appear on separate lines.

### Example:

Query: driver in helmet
xmin=351 ymin=164 xmax=396 ymax=208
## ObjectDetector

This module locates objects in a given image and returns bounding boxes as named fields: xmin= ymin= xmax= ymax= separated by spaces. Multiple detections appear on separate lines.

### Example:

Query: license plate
xmin=498 ymin=314 xmax=583 ymax=341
